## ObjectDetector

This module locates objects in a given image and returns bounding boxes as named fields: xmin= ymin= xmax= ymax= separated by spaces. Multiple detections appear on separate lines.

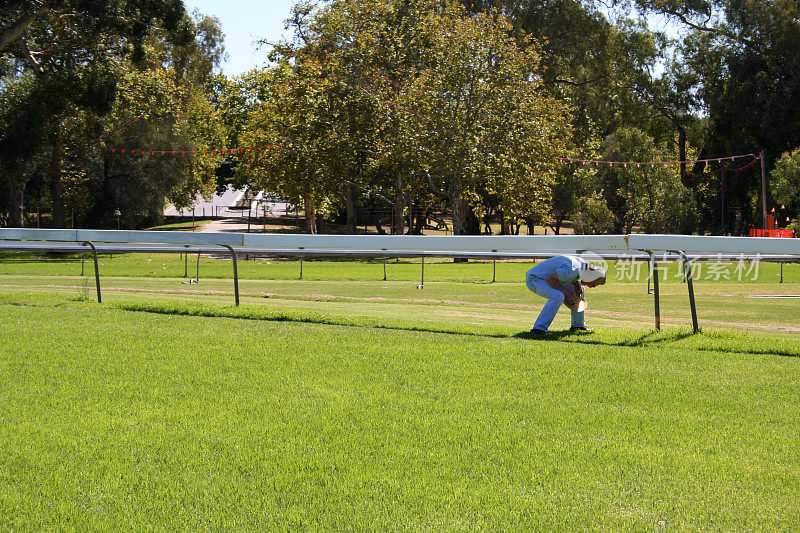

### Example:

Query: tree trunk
xmin=551 ymin=216 xmax=564 ymax=235
xmin=48 ymin=131 xmax=65 ymax=228
xmin=303 ymin=187 xmax=317 ymax=234
xmin=412 ymin=210 xmax=425 ymax=235
xmin=451 ymin=195 xmax=478 ymax=263
xmin=84 ymin=161 xmax=114 ymax=228
xmin=393 ymin=195 xmax=406 ymax=235
xmin=393 ymin=169 xmax=406 ymax=235
xmin=0 ymin=10 xmax=40 ymax=53
xmin=9 ymin=184 xmax=24 ymax=227
xmin=452 ymin=195 xmax=479 ymax=236
xmin=345 ymin=183 xmax=357 ymax=234
xmin=500 ymin=212 xmax=512 ymax=236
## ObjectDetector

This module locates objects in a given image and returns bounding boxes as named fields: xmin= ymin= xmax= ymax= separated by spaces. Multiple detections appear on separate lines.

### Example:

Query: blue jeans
xmin=526 ymin=276 xmax=585 ymax=332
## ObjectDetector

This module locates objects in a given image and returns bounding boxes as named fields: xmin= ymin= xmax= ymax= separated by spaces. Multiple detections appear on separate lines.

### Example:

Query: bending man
xmin=525 ymin=255 xmax=607 ymax=335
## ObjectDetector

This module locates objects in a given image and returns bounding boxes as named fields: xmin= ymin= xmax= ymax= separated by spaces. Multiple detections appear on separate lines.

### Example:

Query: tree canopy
xmin=0 ymin=1 xmax=226 ymax=228
xmin=2 ymin=0 xmax=799 ymax=234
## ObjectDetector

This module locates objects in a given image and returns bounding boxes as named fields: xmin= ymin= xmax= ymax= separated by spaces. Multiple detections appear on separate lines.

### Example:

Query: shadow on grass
xmin=514 ymin=329 xmax=694 ymax=346
xmin=115 ymin=302 xmax=800 ymax=359
xmin=513 ymin=329 xmax=799 ymax=358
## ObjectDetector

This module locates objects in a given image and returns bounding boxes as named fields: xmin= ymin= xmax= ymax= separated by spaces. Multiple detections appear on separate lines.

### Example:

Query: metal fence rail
xmin=2 ymin=228 xmax=800 ymax=333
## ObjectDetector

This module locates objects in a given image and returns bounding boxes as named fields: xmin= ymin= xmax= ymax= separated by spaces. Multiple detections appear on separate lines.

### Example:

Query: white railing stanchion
xmin=220 ymin=245 xmax=239 ymax=306
xmin=82 ymin=241 xmax=101 ymax=303
xmin=674 ymin=250 xmax=699 ymax=333
xmin=646 ymin=250 xmax=660 ymax=331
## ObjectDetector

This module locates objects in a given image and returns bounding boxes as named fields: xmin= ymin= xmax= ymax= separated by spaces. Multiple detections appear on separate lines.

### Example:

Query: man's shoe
xmin=570 ymin=326 xmax=593 ymax=333
xmin=530 ymin=328 xmax=547 ymax=336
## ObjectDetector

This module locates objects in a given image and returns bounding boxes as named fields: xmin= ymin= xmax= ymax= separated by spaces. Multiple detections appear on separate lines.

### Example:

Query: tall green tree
xmin=0 ymin=0 xmax=191 ymax=227
xmin=408 ymin=5 xmax=572 ymax=234
xmin=85 ymin=61 xmax=226 ymax=228
xmin=240 ymin=64 xmax=333 ymax=234
xmin=624 ymin=0 xmax=800 ymax=232
xmin=314 ymin=0 xmax=441 ymax=235
xmin=771 ymin=147 xmax=800 ymax=218
xmin=244 ymin=0 xmax=573 ymax=235
xmin=594 ymin=126 xmax=696 ymax=233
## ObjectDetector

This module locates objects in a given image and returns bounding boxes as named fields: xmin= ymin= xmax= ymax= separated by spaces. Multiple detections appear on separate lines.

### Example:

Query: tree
xmin=280 ymin=0 xmax=573 ymax=235
xmin=312 ymin=0 xmax=441 ymax=235
xmin=461 ymin=0 xmax=683 ymax=235
xmin=409 ymin=6 xmax=572 ymax=234
xmin=572 ymin=193 xmax=616 ymax=235
xmin=549 ymin=160 xmax=599 ymax=234
xmin=624 ymin=0 xmax=800 ymax=231
xmin=0 ymin=1 xmax=186 ymax=61
xmin=239 ymin=64 xmax=334 ymax=234
xmin=595 ymin=127 xmax=696 ymax=233
xmin=771 ymin=147 xmax=800 ymax=215
xmin=0 ymin=0 xmax=191 ymax=227
xmin=87 ymin=63 xmax=226 ymax=228
xmin=0 ymin=6 xmax=228 ymax=228
xmin=465 ymin=0 xmax=665 ymax=132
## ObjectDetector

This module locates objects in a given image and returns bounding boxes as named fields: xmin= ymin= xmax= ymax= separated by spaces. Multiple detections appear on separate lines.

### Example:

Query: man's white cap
xmin=580 ymin=265 xmax=607 ymax=283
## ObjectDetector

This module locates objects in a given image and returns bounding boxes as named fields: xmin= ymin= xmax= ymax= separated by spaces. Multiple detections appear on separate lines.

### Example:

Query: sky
xmin=183 ymin=0 xmax=298 ymax=76
xmin=183 ymin=0 xmax=681 ymax=78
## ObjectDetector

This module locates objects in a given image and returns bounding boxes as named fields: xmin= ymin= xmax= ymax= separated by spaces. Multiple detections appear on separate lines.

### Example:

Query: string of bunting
xmin=112 ymin=147 xmax=762 ymax=170
xmin=109 ymin=145 xmax=291 ymax=156
xmin=683 ymin=155 xmax=761 ymax=180
xmin=558 ymin=153 xmax=759 ymax=168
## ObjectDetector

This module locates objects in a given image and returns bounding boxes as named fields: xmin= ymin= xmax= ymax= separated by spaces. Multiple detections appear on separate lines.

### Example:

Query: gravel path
xmin=199 ymin=218 xmax=253 ymax=233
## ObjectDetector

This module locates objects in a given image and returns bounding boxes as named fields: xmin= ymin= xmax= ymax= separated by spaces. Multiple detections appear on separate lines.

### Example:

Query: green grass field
xmin=1 ymin=253 xmax=799 ymax=529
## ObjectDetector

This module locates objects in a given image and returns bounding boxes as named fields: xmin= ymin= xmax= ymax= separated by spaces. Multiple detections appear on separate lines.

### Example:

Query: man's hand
xmin=563 ymin=292 xmax=577 ymax=307
xmin=545 ymin=271 xmax=577 ymax=306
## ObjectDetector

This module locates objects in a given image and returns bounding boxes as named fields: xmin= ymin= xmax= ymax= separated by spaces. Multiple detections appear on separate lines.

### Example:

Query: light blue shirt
xmin=526 ymin=255 xmax=587 ymax=284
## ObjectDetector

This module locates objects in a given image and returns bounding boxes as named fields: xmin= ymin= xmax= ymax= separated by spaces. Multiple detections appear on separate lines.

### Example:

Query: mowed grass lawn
xmin=1 ymin=254 xmax=800 ymax=529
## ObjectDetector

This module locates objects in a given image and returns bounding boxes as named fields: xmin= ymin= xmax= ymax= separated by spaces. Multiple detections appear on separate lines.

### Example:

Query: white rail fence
xmin=2 ymin=228 xmax=800 ymax=332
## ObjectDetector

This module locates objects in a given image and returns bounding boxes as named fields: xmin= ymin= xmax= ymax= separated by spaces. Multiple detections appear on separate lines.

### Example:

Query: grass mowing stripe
xmin=3 ymin=287 xmax=800 ymax=356
xmin=114 ymin=300 xmax=800 ymax=358
xmin=1 ymin=299 xmax=799 ymax=529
